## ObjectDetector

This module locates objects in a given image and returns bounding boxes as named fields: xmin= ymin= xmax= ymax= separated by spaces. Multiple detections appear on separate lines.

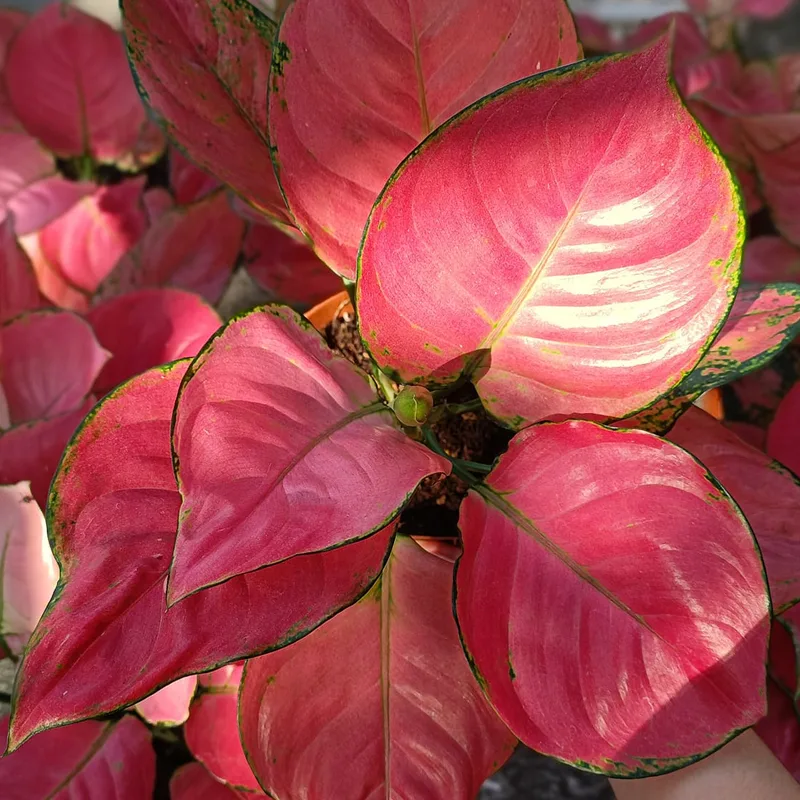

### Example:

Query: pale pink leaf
xmin=358 ymin=41 xmax=742 ymax=427
xmin=10 ymin=176 xmax=93 ymax=237
xmin=135 ymin=675 xmax=197 ymax=726
xmin=170 ymin=305 xmax=450 ymax=603
xmin=240 ymin=536 xmax=516 ymax=798
xmin=198 ymin=663 xmax=244 ymax=691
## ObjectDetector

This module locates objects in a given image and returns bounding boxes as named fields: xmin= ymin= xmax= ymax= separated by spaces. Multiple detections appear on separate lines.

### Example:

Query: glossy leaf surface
xmin=240 ymin=536 xmax=516 ymax=798
xmin=0 ymin=482 xmax=57 ymax=656
xmin=243 ymin=222 xmax=343 ymax=308
xmin=123 ymin=0 xmax=289 ymax=222
xmin=675 ymin=283 xmax=800 ymax=396
xmin=99 ymin=189 xmax=245 ymax=304
xmin=8 ymin=362 xmax=393 ymax=748
xmin=135 ymin=676 xmax=197 ymax=726
xmin=768 ymin=382 xmax=800 ymax=476
xmin=171 ymin=306 xmax=448 ymax=603
xmin=186 ymin=693 xmax=261 ymax=791
xmin=359 ymin=42 xmax=742 ymax=427
xmin=456 ymin=420 xmax=769 ymax=774
xmin=87 ymin=288 xmax=222 ymax=397
xmin=0 ymin=217 xmax=40 ymax=323
xmin=272 ymin=0 xmax=579 ymax=279
xmin=669 ymin=407 xmax=800 ymax=613
xmin=0 ymin=714 xmax=155 ymax=799
xmin=4 ymin=4 xmax=164 ymax=166
xmin=0 ymin=310 xmax=108 ymax=425
xmin=171 ymin=763 xmax=257 ymax=800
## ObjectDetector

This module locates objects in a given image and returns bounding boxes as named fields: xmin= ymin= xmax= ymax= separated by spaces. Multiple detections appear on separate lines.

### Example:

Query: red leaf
xmin=271 ymin=0 xmax=579 ymax=279
xmin=669 ymin=406 xmax=800 ymax=613
xmin=169 ymin=149 xmax=221 ymax=205
xmin=743 ymin=237 xmax=800 ymax=283
xmin=135 ymin=676 xmax=197 ymax=726
xmin=122 ymin=0 xmax=289 ymax=223
xmin=0 ymin=714 xmax=155 ymax=798
xmin=769 ymin=617 xmax=798 ymax=700
xmin=99 ymin=189 xmax=245 ymax=304
xmin=4 ymin=4 xmax=164 ymax=166
xmin=0 ymin=310 xmax=108 ymax=425
xmin=170 ymin=306 xmax=449 ymax=603
xmin=359 ymin=42 xmax=742 ymax=427
xmin=186 ymin=693 xmax=261 ymax=791
xmin=0 ymin=400 xmax=93 ymax=508
xmin=0 ymin=130 xmax=56 ymax=222
xmin=240 ymin=536 xmax=516 ymax=798
xmin=8 ymin=362 xmax=393 ymax=749
xmin=88 ymin=288 xmax=221 ymax=397
xmin=754 ymin=679 xmax=800 ymax=782
xmin=243 ymin=221 xmax=342 ymax=309
xmin=0 ymin=482 xmax=57 ymax=656
xmin=171 ymin=763 xmax=257 ymax=800
xmin=0 ymin=217 xmax=40 ymax=323
xmin=456 ymin=420 xmax=769 ymax=774
xmin=768 ymin=382 xmax=800 ymax=475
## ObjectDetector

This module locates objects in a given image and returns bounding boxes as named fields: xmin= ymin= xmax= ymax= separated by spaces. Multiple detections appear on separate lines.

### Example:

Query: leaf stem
xmin=421 ymin=427 xmax=489 ymax=485
xmin=442 ymin=399 xmax=484 ymax=415
xmin=373 ymin=368 xmax=397 ymax=405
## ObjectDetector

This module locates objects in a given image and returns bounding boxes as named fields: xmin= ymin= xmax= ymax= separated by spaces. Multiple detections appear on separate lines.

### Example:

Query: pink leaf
xmin=0 ymin=217 xmax=40 ymax=323
xmin=8 ymin=362 xmax=394 ymax=749
xmin=0 ymin=714 xmax=155 ymax=798
xmin=750 ymin=145 xmax=800 ymax=247
xmin=358 ymin=41 xmax=742 ymax=428
xmin=754 ymin=680 xmax=800 ymax=782
xmin=768 ymin=382 xmax=800 ymax=475
xmin=198 ymin=663 xmax=244 ymax=691
xmin=0 ymin=310 xmax=108 ymax=425
xmin=143 ymin=187 xmax=175 ymax=223
xmin=135 ymin=675 xmax=197 ymax=726
xmin=170 ymin=306 xmax=449 ymax=603
xmin=88 ymin=288 xmax=221 ymax=397
xmin=122 ymin=0 xmax=289 ymax=223
xmin=171 ymin=763 xmax=257 ymax=800
xmin=271 ymin=0 xmax=579 ymax=280
xmin=675 ymin=283 xmax=800 ymax=395
xmin=186 ymin=693 xmax=261 ymax=791
xmin=668 ymin=406 xmax=800 ymax=613
xmin=25 ymin=179 xmax=148 ymax=311
xmin=769 ymin=615 xmax=798 ymax=701
xmin=9 ymin=176 xmax=93 ymax=237
xmin=777 ymin=604 xmax=800 ymax=701
xmin=0 ymin=482 xmax=57 ymax=656
xmin=0 ymin=129 xmax=55 ymax=220
xmin=0 ymin=8 xmax=27 ymax=66
xmin=169 ymin=149 xmax=221 ymax=205
xmin=456 ymin=420 xmax=769 ymax=774
xmin=5 ymin=5 xmax=163 ymax=166
xmin=4 ymin=4 xmax=164 ymax=166
xmin=575 ymin=14 xmax=618 ymax=54
xmin=743 ymin=237 xmax=800 ymax=283
xmin=241 ymin=536 xmax=516 ymax=798
xmin=0 ymin=400 xmax=93 ymax=508
xmin=243 ymin=221 xmax=343 ymax=308
xmin=99 ymin=189 xmax=245 ymax=304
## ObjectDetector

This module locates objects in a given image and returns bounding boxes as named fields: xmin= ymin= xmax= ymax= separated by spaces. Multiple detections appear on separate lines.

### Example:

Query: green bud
xmin=392 ymin=385 xmax=434 ymax=427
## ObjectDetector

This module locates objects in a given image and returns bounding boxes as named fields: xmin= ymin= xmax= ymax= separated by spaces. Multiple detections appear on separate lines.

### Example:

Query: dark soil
xmin=324 ymin=312 xmax=513 ymax=539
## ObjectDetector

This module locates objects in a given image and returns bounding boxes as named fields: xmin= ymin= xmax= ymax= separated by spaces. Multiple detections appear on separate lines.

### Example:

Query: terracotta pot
xmin=304 ymin=290 xmax=352 ymax=332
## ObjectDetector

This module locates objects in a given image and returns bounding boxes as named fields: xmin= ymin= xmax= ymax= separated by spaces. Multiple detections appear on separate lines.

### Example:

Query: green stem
xmin=374 ymin=368 xmax=397 ymax=405
xmin=76 ymin=153 xmax=96 ymax=182
xmin=442 ymin=399 xmax=484 ymax=415
xmin=343 ymin=279 xmax=357 ymax=308
xmin=421 ymin=427 xmax=487 ymax=485
xmin=453 ymin=459 xmax=493 ymax=474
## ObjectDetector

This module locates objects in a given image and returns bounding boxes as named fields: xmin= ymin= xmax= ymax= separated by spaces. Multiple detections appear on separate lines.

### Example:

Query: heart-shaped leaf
xmin=359 ymin=41 xmax=743 ymax=428
xmin=8 ymin=361 xmax=393 ymax=749
xmin=240 ymin=536 xmax=516 ymax=798
xmin=271 ymin=0 xmax=579 ymax=279
xmin=122 ymin=0 xmax=289 ymax=223
xmin=170 ymin=305 xmax=449 ymax=604
xmin=99 ymin=190 xmax=245 ymax=304
xmin=4 ymin=4 xmax=164 ymax=167
xmin=0 ymin=714 xmax=155 ymax=798
xmin=0 ymin=310 xmax=108 ymax=425
xmin=171 ymin=763 xmax=259 ymax=800
xmin=0 ymin=400 xmax=93 ymax=507
xmin=135 ymin=676 xmax=198 ymax=726
xmin=668 ymin=406 xmax=800 ymax=613
xmin=0 ymin=482 xmax=57 ymax=656
xmin=87 ymin=288 xmax=222 ymax=397
xmin=455 ymin=420 xmax=769 ymax=774
xmin=768 ymin=382 xmax=800 ymax=475
xmin=674 ymin=283 xmax=800 ymax=396
xmin=186 ymin=693 xmax=261 ymax=792
xmin=0 ymin=217 xmax=40 ymax=323
xmin=243 ymin=221 xmax=343 ymax=309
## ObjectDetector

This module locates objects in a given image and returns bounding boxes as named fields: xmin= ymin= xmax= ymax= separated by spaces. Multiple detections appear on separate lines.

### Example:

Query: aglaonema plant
xmin=8 ymin=0 xmax=800 ymax=796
